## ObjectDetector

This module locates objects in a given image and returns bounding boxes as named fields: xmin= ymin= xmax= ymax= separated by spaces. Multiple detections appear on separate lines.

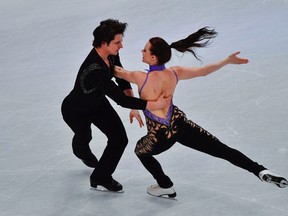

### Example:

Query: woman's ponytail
xmin=169 ymin=27 xmax=217 ymax=60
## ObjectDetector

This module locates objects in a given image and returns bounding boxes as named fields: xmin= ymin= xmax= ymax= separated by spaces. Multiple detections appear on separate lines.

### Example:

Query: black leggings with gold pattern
xmin=135 ymin=105 xmax=266 ymax=188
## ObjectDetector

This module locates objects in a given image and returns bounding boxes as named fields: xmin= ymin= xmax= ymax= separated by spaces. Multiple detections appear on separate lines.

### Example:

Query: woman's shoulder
xmin=168 ymin=65 xmax=182 ymax=71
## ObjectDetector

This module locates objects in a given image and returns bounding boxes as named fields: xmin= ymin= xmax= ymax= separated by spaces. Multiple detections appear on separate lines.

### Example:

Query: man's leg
xmin=61 ymin=100 xmax=98 ymax=168
xmin=90 ymin=100 xmax=128 ymax=191
xmin=71 ymin=125 xmax=98 ymax=168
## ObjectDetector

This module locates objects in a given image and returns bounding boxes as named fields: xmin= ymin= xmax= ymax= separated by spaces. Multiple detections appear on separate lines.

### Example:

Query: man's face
xmin=105 ymin=34 xmax=124 ymax=55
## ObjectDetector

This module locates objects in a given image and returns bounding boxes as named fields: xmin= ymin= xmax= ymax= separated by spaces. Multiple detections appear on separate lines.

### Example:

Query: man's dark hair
xmin=92 ymin=19 xmax=128 ymax=48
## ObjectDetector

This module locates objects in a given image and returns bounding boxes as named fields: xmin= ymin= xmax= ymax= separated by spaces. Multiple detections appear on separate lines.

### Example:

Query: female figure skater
xmin=114 ymin=27 xmax=287 ymax=198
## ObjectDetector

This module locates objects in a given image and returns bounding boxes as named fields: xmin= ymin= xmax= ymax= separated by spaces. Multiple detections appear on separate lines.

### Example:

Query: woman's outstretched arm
xmin=174 ymin=51 xmax=249 ymax=80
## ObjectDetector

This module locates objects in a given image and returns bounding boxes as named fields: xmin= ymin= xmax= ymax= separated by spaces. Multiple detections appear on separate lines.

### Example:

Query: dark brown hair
xmin=149 ymin=27 xmax=217 ymax=65
xmin=92 ymin=19 xmax=128 ymax=48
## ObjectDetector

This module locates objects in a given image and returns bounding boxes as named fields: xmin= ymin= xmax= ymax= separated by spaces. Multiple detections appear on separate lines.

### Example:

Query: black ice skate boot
xmin=259 ymin=170 xmax=288 ymax=188
xmin=90 ymin=178 xmax=123 ymax=192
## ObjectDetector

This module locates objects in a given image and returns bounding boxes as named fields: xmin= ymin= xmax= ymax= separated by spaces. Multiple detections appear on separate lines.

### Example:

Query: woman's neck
xmin=148 ymin=64 xmax=166 ymax=72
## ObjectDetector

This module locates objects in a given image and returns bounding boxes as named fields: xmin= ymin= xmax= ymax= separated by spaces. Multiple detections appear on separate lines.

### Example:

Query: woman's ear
xmin=151 ymin=55 xmax=157 ymax=64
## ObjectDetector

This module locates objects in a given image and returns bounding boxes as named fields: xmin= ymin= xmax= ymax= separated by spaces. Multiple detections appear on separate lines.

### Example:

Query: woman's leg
xmin=134 ymin=118 xmax=176 ymax=189
xmin=177 ymin=118 xmax=287 ymax=187
xmin=177 ymin=118 xmax=266 ymax=176
xmin=137 ymin=154 xmax=173 ymax=188
xmin=135 ymin=137 xmax=176 ymax=197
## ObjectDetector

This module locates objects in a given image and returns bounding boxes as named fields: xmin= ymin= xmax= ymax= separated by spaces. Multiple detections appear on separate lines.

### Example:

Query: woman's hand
xmin=114 ymin=66 xmax=125 ymax=78
xmin=227 ymin=51 xmax=249 ymax=64
xmin=146 ymin=93 xmax=172 ymax=111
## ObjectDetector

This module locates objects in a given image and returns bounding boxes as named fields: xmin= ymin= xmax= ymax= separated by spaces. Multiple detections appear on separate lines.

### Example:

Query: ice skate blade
xmin=147 ymin=192 xmax=177 ymax=200
xmin=90 ymin=186 xmax=124 ymax=193
xmin=277 ymin=180 xmax=288 ymax=188
xmin=264 ymin=176 xmax=288 ymax=188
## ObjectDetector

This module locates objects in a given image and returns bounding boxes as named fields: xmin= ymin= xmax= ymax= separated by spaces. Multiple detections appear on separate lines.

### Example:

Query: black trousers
xmin=61 ymin=97 xmax=128 ymax=182
xmin=136 ymin=106 xmax=266 ymax=188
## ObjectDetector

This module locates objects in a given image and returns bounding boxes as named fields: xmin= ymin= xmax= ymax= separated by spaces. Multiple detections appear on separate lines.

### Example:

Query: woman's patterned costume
xmin=135 ymin=65 xmax=266 ymax=188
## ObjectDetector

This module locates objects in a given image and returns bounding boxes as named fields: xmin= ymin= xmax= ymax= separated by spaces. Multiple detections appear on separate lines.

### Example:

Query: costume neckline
xmin=147 ymin=64 xmax=166 ymax=72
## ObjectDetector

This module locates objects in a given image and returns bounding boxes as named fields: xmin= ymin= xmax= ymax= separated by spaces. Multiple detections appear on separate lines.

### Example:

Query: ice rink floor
xmin=1 ymin=0 xmax=288 ymax=215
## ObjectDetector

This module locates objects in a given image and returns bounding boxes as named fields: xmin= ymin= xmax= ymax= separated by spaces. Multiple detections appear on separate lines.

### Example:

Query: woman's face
xmin=141 ymin=41 xmax=154 ymax=65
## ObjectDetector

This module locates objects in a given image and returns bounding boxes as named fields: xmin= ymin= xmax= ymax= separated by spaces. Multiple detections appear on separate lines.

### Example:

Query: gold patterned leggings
xmin=135 ymin=105 xmax=266 ymax=188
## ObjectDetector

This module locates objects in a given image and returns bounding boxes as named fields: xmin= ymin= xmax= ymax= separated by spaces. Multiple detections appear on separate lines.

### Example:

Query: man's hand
xmin=130 ymin=110 xmax=144 ymax=127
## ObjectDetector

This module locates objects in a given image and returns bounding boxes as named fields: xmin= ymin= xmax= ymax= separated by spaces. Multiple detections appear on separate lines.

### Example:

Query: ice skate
xmin=90 ymin=178 xmax=123 ymax=192
xmin=259 ymin=170 xmax=288 ymax=188
xmin=147 ymin=184 xmax=177 ymax=198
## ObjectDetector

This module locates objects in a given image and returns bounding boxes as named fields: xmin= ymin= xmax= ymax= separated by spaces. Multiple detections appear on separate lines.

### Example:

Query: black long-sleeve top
xmin=67 ymin=48 xmax=147 ymax=112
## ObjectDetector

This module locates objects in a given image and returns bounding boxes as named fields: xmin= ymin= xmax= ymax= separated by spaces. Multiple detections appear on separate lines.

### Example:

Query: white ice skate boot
xmin=147 ymin=184 xmax=177 ymax=198
xmin=259 ymin=170 xmax=288 ymax=188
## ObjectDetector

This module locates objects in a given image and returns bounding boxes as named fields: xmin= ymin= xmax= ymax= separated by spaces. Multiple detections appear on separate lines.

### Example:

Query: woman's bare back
xmin=139 ymin=68 xmax=178 ymax=118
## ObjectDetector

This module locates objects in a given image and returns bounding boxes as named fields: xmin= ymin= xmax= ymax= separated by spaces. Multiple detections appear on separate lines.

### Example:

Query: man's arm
xmin=95 ymin=68 xmax=169 ymax=111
